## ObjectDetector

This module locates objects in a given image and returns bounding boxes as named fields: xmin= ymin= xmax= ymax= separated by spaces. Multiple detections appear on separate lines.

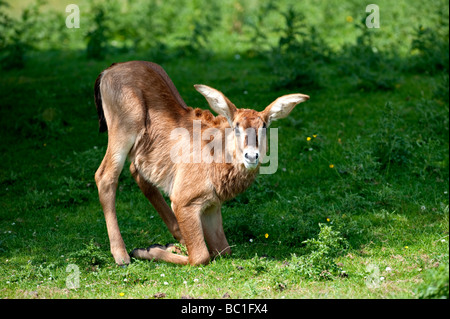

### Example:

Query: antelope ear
xmin=194 ymin=84 xmax=237 ymax=126
xmin=261 ymin=93 xmax=309 ymax=126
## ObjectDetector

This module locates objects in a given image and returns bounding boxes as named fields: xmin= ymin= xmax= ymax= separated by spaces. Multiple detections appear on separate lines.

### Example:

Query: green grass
xmin=0 ymin=0 xmax=448 ymax=299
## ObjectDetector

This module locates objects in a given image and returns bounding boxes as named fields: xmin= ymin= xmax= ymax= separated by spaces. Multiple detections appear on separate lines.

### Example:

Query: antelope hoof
xmin=113 ymin=253 xmax=131 ymax=266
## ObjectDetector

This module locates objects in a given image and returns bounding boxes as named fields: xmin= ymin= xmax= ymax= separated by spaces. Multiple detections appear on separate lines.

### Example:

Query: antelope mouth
xmin=243 ymin=158 xmax=259 ymax=170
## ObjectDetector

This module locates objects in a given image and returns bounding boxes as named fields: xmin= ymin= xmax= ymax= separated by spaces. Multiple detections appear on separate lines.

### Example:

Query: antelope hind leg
xmin=95 ymin=133 xmax=135 ymax=265
xmin=131 ymin=244 xmax=189 ymax=265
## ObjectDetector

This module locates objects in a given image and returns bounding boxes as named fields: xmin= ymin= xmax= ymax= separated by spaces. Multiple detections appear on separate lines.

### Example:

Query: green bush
xmin=269 ymin=7 xmax=330 ymax=89
xmin=409 ymin=25 xmax=449 ymax=74
xmin=0 ymin=2 xmax=30 ymax=69
xmin=85 ymin=4 xmax=110 ymax=60
xmin=289 ymin=224 xmax=347 ymax=280
xmin=337 ymin=20 xmax=398 ymax=91
xmin=416 ymin=264 xmax=449 ymax=299
xmin=176 ymin=1 xmax=221 ymax=58
xmin=69 ymin=239 xmax=111 ymax=269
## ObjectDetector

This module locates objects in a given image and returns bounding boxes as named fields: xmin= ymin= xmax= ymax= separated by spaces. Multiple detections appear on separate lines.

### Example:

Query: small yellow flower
xmin=313 ymin=134 xmax=317 ymax=138
xmin=119 ymin=292 xmax=125 ymax=297
xmin=329 ymin=164 xmax=335 ymax=169
xmin=346 ymin=16 xmax=353 ymax=23
xmin=404 ymin=246 xmax=409 ymax=249
xmin=307 ymin=137 xmax=312 ymax=141
xmin=326 ymin=218 xmax=331 ymax=222
xmin=265 ymin=233 xmax=269 ymax=239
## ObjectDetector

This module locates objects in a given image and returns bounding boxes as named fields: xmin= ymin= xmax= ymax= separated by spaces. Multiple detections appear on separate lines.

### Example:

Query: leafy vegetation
xmin=0 ymin=0 xmax=448 ymax=299
xmin=416 ymin=263 xmax=449 ymax=299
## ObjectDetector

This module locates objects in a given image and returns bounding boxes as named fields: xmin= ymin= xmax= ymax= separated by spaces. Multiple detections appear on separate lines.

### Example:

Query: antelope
xmin=94 ymin=61 xmax=309 ymax=266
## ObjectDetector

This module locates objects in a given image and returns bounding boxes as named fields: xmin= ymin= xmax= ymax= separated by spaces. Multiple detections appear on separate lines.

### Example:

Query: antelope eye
xmin=262 ymin=122 xmax=267 ymax=129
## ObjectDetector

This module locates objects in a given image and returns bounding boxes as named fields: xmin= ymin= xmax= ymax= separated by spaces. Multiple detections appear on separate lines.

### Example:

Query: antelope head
xmin=194 ymin=84 xmax=310 ymax=170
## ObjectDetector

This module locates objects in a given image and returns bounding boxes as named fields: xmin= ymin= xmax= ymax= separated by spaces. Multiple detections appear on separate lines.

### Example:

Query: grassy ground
xmin=0 ymin=1 xmax=448 ymax=299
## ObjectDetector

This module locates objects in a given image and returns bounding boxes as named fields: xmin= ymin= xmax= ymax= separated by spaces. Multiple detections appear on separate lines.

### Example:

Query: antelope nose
xmin=245 ymin=152 xmax=259 ymax=162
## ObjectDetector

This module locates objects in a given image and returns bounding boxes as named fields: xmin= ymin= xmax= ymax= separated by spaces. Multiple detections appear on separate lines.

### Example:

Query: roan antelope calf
xmin=94 ymin=61 xmax=309 ymax=266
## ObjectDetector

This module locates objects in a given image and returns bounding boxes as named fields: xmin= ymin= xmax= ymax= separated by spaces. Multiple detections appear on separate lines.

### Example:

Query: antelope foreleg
xmin=201 ymin=206 xmax=232 ymax=258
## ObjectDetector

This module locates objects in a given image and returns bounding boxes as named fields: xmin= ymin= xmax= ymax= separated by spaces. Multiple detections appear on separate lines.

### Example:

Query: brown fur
xmin=94 ymin=61 xmax=309 ymax=266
